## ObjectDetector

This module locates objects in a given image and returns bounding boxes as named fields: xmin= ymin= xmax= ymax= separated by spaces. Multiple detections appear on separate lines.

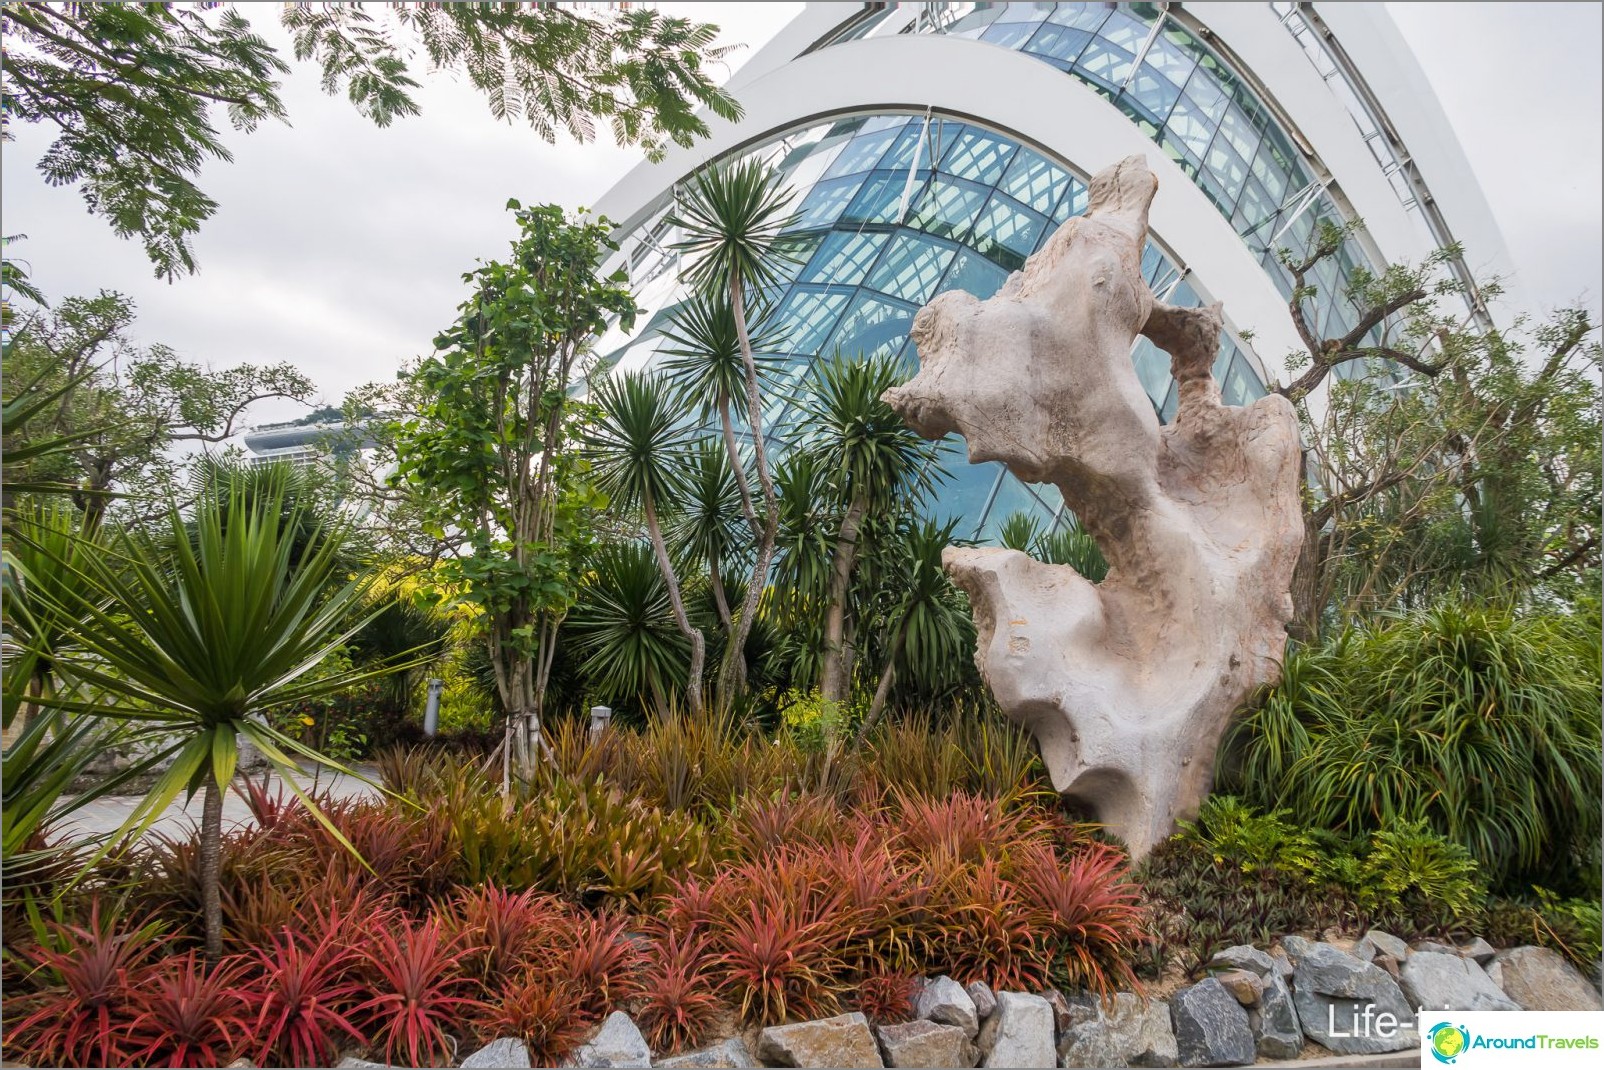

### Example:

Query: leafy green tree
xmin=765 ymin=450 xmax=838 ymax=692
xmin=1 ymin=2 xmax=741 ymax=279
xmin=1 ymin=290 xmax=313 ymax=526
xmin=854 ymin=515 xmax=974 ymax=742
xmin=27 ymin=481 xmax=405 ymax=962
xmin=802 ymin=354 xmax=938 ymax=704
xmin=669 ymin=160 xmax=798 ymax=697
xmin=584 ymin=372 xmax=705 ymax=717
xmin=1264 ymin=221 xmax=1600 ymax=634
xmin=388 ymin=202 xmax=634 ymax=775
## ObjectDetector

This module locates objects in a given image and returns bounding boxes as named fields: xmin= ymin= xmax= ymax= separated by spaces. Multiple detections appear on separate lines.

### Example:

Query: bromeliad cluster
xmin=3 ymin=739 xmax=1147 ymax=1068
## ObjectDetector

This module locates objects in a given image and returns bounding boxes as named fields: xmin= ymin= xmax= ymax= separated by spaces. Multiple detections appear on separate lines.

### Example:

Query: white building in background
xmin=587 ymin=2 xmax=1511 ymax=540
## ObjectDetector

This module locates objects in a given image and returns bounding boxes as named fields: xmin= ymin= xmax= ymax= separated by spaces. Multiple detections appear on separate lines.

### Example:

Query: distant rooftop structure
xmin=242 ymin=417 xmax=377 ymax=468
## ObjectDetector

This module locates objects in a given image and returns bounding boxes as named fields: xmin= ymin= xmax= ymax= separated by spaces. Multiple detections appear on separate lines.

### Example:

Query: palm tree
xmin=566 ymin=541 xmax=691 ymax=712
xmin=802 ymin=354 xmax=939 ymax=704
xmin=767 ymin=450 xmax=840 ymax=693
xmin=669 ymin=158 xmax=798 ymax=698
xmin=855 ymin=516 xmax=974 ymax=743
xmin=658 ymin=288 xmax=783 ymax=548
xmin=34 ymin=483 xmax=411 ymax=962
xmin=584 ymin=372 xmax=706 ymax=716
xmin=668 ymin=439 xmax=747 ymax=641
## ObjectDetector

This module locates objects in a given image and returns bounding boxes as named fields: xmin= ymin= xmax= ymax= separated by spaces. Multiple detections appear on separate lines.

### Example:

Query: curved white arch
xmin=593 ymin=32 xmax=1311 ymax=383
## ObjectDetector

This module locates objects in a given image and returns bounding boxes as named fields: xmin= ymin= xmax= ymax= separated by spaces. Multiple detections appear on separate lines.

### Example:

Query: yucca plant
xmin=585 ymin=372 xmax=706 ymax=716
xmin=30 ymin=480 xmax=417 ymax=961
xmin=669 ymin=157 xmax=799 ymax=697
xmin=567 ymin=541 xmax=691 ymax=712
xmin=800 ymin=353 xmax=938 ymax=704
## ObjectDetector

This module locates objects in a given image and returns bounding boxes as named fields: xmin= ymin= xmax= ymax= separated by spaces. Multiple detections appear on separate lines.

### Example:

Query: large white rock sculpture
xmin=883 ymin=156 xmax=1302 ymax=856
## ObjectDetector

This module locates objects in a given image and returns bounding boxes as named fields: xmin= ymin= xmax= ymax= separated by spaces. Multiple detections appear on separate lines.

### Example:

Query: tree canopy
xmin=1 ymin=1 xmax=742 ymax=279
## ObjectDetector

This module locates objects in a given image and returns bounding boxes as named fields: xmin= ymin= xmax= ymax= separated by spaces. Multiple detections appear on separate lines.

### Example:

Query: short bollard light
xmin=588 ymin=705 xmax=612 ymax=742
xmin=423 ymin=678 xmax=444 ymax=738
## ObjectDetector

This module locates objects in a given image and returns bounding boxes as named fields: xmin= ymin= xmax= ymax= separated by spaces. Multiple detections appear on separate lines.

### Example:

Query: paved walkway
xmin=56 ymin=762 xmax=382 ymax=842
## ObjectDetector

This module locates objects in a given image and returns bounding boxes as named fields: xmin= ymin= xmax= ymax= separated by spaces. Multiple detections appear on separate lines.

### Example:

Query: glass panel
xmin=823 ymin=127 xmax=900 ymax=179
xmin=774 ymin=288 xmax=852 ymax=354
xmin=981 ymin=20 xmax=1042 ymax=50
xmin=1047 ymin=3 xmax=1114 ymax=31
xmin=842 ymin=170 xmax=923 ymax=226
xmin=768 ymin=233 xmax=824 ymax=285
xmin=936 ymin=248 xmax=1011 ymax=301
xmin=1168 ymin=91 xmax=1220 ymax=159
xmin=971 ymin=194 xmax=1048 ymax=267
xmin=827 ymin=292 xmax=917 ymax=361
xmin=1204 ymin=136 xmax=1250 ymax=208
xmin=1216 ymin=102 xmax=1263 ymax=165
xmin=800 ymin=231 xmax=890 ymax=286
xmin=867 ymin=234 xmax=958 ymax=305
xmin=907 ymin=176 xmax=990 ymax=241
xmin=999 ymin=147 xmax=1069 ymax=216
xmin=1126 ymin=62 xmax=1181 ymax=123
xmin=940 ymin=127 xmax=1018 ymax=186
xmin=978 ymin=472 xmax=1056 ymax=541
xmin=794 ymin=176 xmax=864 ymax=230
xmin=1076 ymin=37 xmax=1135 ymax=89
xmin=1144 ymin=32 xmax=1198 ymax=88
xmin=927 ymin=447 xmax=1002 ymax=540
xmin=1025 ymin=22 xmax=1096 ymax=68
xmin=1052 ymin=179 xmax=1090 ymax=223
xmin=1129 ymin=337 xmax=1173 ymax=407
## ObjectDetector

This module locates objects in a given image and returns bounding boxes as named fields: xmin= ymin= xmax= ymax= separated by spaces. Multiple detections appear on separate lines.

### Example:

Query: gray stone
xmin=1354 ymin=931 xmax=1410 ymax=964
xmin=883 ymin=155 xmax=1304 ymax=858
xmin=1288 ymin=942 xmax=1418 ymax=1054
xmin=1170 ymin=978 xmax=1255 ymax=1068
xmin=1493 ymin=947 xmax=1604 ymax=1011
xmin=966 ymin=981 xmax=997 ymax=1021
xmin=1248 ymin=973 xmax=1301 ymax=1061
xmin=653 ymin=1037 xmax=758 ymax=1068
xmin=1401 ymin=952 xmax=1519 ymax=1012
xmin=875 ymin=1020 xmax=978 ymax=1068
xmin=1207 ymin=946 xmax=1275 ymax=978
xmin=917 ymin=976 xmax=980 ymax=1038
xmin=1056 ymin=993 xmax=1177 ymax=1068
xmin=1268 ymin=948 xmax=1294 ymax=981
xmin=1486 ymin=960 xmax=1504 ymax=989
xmin=336 ymin=1061 xmax=391 ymax=1069
xmin=572 ymin=1011 xmax=652 ymax=1068
xmin=1461 ymin=937 xmax=1497 ymax=965
xmin=758 ymin=1013 xmax=884 ymax=1069
xmin=462 ymin=1038 xmax=533 ymax=1068
xmin=1413 ymin=940 xmax=1460 ymax=957
xmin=1042 ymin=987 xmax=1074 ymax=1036
xmin=977 ymin=992 xmax=1056 ymax=1068
xmin=1210 ymin=969 xmax=1263 ymax=1006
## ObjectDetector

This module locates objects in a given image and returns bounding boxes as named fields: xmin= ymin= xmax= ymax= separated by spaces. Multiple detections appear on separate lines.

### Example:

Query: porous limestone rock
xmin=917 ymin=976 xmax=980 ymax=1037
xmin=653 ymin=1037 xmax=758 ymax=1068
xmin=1493 ymin=946 xmax=1604 ymax=1011
xmin=875 ymin=1020 xmax=979 ymax=1068
xmin=461 ymin=1037 xmax=533 ymax=1068
xmin=883 ymin=156 xmax=1303 ymax=855
xmin=571 ymin=1011 xmax=651 ymax=1068
xmin=757 ymin=1013 xmax=883 ymax=1068
xmin=977 ymin=992 xmax=1056 ymax=1068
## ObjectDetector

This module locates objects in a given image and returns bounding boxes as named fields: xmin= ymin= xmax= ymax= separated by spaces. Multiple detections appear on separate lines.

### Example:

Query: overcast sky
xmin=3 ymin=2 xmax=1599 ymax=429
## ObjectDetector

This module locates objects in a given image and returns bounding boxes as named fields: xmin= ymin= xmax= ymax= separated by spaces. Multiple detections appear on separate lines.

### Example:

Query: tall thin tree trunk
xmin=200 ymin=765 xmax=224 ymax=965
xmin=856 ymin=617 xmax=909 ymax=746
xmin=820 ymin=492 xmax=867 ymax=703
xmin=720 ymin=399 xmax=760 ymax=539
xmin=645 ymin=494 xmax=705 ymax=718
xmin=723 ymin=277 xmax=778 ymax=699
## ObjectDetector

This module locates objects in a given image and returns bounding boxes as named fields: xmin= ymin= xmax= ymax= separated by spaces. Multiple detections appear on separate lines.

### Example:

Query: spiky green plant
xmin=566 ymin=541 xmax=690 ymax=712
xmin=27 ymin=482 xmax=413 ymax=961
xmin=669 ymin=157 xmax=799 ymax=698
xmin=584 ymin=371 xmax=705 ymax=716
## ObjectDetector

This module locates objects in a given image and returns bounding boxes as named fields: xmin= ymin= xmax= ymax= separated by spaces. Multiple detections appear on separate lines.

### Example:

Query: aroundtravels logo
xmin=1428 ymin=1022 xmax=1470 ymax=1064
xmin=1425 ymin=1017 xmax=1601 ymax=1066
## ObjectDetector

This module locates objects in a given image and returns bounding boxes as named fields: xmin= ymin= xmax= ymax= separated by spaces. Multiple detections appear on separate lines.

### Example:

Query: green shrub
xmin=1485 ymin=891 xmax=1603 ymax=976
xmin=1221 ymin=600 xmax=1602 ymax=891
